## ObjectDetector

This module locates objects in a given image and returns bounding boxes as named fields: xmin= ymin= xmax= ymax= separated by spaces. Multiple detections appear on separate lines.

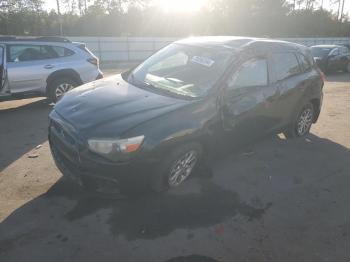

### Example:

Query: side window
xmin=228 ymin=58 xmax=268 ymax=88
xmin=297 ymin=53 xmax=312 ymax=72
xmin=150 ymin=52 xmax=188 ymax=72
xmin=8 ymin=45 xmax=57 ymax=62
xmin=271 ymin=53 xmax=300 ymax=81
xmin=51 ymin=46 xmax=75 ymax=57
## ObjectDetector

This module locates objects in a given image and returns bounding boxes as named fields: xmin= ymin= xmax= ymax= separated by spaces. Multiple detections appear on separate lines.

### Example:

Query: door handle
xmin=44 ymin=64 xmax=54 ymax=69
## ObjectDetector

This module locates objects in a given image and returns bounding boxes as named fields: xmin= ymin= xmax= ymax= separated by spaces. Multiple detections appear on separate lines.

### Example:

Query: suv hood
xmin=53 ymin=74 xmax=190 ymax=138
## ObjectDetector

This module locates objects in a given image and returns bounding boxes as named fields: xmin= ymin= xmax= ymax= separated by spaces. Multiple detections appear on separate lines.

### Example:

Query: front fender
xmin=128 ymin=98 xmax=218 ymax=161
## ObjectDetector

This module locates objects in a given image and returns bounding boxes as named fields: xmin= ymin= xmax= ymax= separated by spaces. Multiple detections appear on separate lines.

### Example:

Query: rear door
xmin=269 ymin=52 xmax=306 ymax=126
xmin=6 ymin=44 xmax=58 ymax=93
xmin=0 ymin=44 xmax=8 ymax=93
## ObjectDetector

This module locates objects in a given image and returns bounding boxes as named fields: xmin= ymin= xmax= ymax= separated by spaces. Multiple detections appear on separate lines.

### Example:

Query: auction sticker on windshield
xmin=191 ymin=56 xmax=215 ymax=67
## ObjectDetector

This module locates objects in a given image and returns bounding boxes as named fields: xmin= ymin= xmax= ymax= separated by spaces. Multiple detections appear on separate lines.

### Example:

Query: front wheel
xmin=151 ymin=143 xmax=202 ymax=192
xmin=284 ymin=103 xmax=314 ymax=139
xmin=48 ymin=77 xmax=77 ymax=103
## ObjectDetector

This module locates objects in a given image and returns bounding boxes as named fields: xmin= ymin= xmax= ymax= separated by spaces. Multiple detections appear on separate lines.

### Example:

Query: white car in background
xmin=0 ymin=36 xmax=103 ymax=102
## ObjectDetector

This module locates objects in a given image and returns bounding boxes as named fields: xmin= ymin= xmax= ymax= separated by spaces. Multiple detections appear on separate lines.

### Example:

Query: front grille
xmin=51 ymin=120 xmax=76 ymax=146
xmin=50 ymin=119 xmax=80 ymax=165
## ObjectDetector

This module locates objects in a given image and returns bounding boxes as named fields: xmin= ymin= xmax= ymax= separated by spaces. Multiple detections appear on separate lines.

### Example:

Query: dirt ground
xmin=0 ymin=70 xmax=349 ymax=262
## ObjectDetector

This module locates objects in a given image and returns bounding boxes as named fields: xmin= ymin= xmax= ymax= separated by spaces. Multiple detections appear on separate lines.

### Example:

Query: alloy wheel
xmin=296 ymin=107 xmax=313 ymax=136
xmin=168 ymin=150 xmax=198 ymax=187
xmin=55 ymin=83 xmax=75 ymax=100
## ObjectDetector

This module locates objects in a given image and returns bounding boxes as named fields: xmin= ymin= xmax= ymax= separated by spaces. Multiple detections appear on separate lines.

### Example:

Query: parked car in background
xmin=0 ymin=36 xmax=103 ymax=102
xmin=310 ymin=44 xmax=350 ymax=73
xmin=49 ymin=37 xmax=324 ymax=193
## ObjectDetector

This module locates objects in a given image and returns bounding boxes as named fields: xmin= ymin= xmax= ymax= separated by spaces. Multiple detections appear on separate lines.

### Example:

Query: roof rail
xmin=0 ymin=36 xmax=71 ymax=43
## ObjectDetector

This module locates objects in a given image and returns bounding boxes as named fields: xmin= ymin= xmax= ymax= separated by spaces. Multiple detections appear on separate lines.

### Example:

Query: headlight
xmin=88 ymin=135 xmax=144 ymax=161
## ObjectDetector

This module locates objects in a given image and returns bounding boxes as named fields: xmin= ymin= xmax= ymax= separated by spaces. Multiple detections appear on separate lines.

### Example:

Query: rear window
xmin=271 ymin=53 xmax=300 ymax=81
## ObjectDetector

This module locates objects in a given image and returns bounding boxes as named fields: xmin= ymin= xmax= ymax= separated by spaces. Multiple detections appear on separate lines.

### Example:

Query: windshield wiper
xmin=143 ymin=81 xmax=189 ymax=98
xmin=144 ymin=82 xmax=194 ymax=98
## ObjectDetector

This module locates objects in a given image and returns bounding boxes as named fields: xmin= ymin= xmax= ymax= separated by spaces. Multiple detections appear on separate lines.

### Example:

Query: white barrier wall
xmin=68 ymin=36 xmax=350 ymax=62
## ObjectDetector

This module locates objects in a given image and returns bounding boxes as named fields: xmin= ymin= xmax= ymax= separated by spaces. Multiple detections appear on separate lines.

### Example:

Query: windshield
xmin=127 ymin=43 xmax=233 ymax=98
xmin=311 ymin=47 xmax=332 ymax=58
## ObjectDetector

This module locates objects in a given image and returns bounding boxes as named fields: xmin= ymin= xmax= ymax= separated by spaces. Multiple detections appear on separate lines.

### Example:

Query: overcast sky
xmin=43 ymin=0 xmax=350 ymax=16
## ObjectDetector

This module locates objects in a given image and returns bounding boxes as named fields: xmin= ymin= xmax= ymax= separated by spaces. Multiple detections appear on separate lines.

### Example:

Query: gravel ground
xmin=0 ymin=70 xmax=349 ymax=262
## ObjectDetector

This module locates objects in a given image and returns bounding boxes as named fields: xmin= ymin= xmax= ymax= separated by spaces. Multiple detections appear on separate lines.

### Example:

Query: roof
xmin=0 ymin=36 xmax=71 ymax=43
xmin=310 ymin=45 xmax=342 ymax=48
xmin=176 ymin=36 xmax=308 ymax=53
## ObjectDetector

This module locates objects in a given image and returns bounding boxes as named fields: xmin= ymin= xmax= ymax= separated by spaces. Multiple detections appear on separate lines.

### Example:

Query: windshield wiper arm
xmin=143 ymin=81 xmax=184 ymax=97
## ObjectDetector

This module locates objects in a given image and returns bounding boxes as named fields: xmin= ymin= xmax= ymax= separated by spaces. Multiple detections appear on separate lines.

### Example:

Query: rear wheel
xmin=284 ymin=102 xmax=314 ymax=139
xmin=48 ymin=77 xmax=77 ymax=103
xmin=151 ymin=143 xmax=202 ymax=192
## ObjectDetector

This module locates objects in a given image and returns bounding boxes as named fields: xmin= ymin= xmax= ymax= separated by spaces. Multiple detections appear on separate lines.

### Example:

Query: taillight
xmin=87 ymin=57 xmax=99 ymax=67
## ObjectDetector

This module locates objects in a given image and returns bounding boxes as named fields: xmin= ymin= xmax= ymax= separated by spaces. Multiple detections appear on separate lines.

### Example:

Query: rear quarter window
xmin=50 ymin=46 xmax=75 ymax=57
xmin=270 ymin=52 xmax=301 ymax=81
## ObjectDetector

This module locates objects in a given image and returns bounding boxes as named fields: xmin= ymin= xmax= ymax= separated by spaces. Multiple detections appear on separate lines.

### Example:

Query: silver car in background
xmin=0 ymin=36 xmax=103 ymax=102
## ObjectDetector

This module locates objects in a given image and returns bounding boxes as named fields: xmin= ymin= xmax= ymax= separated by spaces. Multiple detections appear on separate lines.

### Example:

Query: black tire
xmin=284 ymin=102 xmax=314 ymax=139
xmin=151 ymin=143 xmax=202 ymax=192
xmin=48 ymin=77 xmax=78 ymax=103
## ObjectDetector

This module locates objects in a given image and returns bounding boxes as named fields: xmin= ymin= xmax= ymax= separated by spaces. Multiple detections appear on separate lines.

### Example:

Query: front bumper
xmin=48 ymin=115 xmax=157 ymax=192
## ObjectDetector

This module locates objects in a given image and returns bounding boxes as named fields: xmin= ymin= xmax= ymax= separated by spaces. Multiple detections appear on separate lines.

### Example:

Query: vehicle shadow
xmin=0 ymin=98 xmax=52 ymax=171
xmin=1 ymin=133 xmax=349 ymax=261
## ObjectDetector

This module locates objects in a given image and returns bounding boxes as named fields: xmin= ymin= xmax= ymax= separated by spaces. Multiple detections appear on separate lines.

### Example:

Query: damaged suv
xmin=49 ymin=37 xmax=324 ymax=193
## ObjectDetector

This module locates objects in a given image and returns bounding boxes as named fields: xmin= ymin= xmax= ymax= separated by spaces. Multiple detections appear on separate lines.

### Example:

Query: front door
xmin=221 ymin=56 xmax=277 ymax=141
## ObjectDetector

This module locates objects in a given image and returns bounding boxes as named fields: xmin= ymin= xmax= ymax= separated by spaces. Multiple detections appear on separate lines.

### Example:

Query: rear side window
xmin=228 ymin=58 xmax=268 ymax=88
xmin=8 ymin=44 xmax=57 ymax=62
xmin=297 ymin=53 xmax=312 ymax=72
xmin=271 ymin=53 xmax=300 ymax=81
xmin=50 ymin=46 xmax=75 ymax=57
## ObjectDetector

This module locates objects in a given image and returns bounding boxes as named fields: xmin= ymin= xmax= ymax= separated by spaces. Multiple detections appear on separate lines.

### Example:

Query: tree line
xmin=1 ymin=0 xmax=350 ymax=37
